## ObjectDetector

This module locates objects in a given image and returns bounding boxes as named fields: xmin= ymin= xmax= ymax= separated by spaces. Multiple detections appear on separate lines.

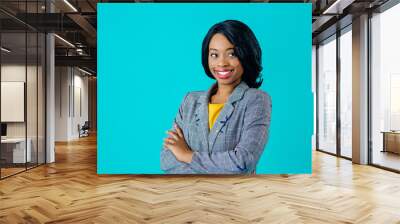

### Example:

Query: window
xmin=371 ymin=2 xmax=400 ymax=171
xmin=317 ymin=35 xmax=337 ymax=154
xmin=339 ymin=27 xmax=352 ymax=158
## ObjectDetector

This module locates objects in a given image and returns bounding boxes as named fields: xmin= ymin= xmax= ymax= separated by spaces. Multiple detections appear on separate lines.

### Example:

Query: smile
xmin=214 ymin=69 xmax=234 ymax=79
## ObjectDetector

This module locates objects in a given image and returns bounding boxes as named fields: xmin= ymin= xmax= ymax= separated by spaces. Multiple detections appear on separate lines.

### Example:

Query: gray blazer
xmin=160 ymin=82 xmax=272 ymax=174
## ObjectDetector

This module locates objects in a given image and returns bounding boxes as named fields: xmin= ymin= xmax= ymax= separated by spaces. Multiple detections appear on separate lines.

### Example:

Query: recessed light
xmin=1 ymin=47 xmax=11 ymax=53
xmin=63 ymin=0 xmax=78 ymax=12
xmin=78 ymin=67 xmax=93 ymax=76
xmin=54 ymin=34 xmax=75 ymax=48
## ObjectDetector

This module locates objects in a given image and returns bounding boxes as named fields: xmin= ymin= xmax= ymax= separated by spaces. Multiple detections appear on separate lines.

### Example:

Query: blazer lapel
xmin=208 ymin=82 xmax=249 ymax=151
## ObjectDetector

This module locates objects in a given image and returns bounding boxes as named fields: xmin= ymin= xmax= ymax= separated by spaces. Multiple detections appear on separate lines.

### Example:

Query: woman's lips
xmin=214 ymin=69 xmax=234 ymax=79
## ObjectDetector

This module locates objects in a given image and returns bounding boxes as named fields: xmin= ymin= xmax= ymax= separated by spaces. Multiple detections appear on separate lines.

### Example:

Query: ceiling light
xmin=322 ymin=0 xmax=355 ymax=15
xmin=1 ymin=47 xmax=11 ymax=53
xmin=323 ymin=0 xmax=341 ymax=14
xmin=78 ymin=67 xmax=93 ymax=76
xmin=54 ymin=34 xmax=75 ymax=48
xmin=63 ymin=0 xmax=78 ymax=12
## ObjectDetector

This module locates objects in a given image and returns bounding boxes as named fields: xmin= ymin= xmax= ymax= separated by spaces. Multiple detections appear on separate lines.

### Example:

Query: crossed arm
xmin=160 ymin=94 xmax=196 ymax=174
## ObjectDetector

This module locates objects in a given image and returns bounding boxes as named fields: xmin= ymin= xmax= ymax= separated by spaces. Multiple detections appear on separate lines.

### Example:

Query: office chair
xmin=79 ymin=121 xmax=90 ymax=138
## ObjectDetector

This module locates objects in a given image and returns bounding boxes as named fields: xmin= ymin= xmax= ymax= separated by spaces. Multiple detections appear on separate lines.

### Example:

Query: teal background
xmin=98 ymin=3 xmax=312 ymax=174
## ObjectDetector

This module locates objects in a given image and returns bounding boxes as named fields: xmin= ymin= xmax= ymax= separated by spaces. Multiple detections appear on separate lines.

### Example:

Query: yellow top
xmin=208 ymin=103 xmax=224 ymax=130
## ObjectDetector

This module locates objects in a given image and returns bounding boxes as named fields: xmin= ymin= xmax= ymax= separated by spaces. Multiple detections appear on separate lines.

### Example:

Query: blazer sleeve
xmin=188 ymin=92 xmax=272 ymax=174
xmin=160 ymin=93 xmax=196 ymax=174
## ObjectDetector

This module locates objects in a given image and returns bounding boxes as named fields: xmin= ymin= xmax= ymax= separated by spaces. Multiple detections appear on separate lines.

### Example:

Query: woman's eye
xmin=228 ymin=52 xmax=236 ymax=57
xmin=210 ymin=53 xmax=218 ymax=58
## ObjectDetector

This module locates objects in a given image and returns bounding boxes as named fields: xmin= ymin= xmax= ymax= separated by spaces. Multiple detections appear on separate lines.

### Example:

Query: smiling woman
xmin=160 ymin=20 xmax=272 ymax=174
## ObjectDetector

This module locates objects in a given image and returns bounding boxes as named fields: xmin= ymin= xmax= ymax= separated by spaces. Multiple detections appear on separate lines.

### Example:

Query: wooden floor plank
xmin=0 ymin=135 xmax=400 ymax=223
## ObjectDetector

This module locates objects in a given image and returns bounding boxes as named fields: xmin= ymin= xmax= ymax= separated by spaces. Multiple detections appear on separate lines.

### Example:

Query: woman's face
xmin=208 ymin=33 xmax=244 ymax=87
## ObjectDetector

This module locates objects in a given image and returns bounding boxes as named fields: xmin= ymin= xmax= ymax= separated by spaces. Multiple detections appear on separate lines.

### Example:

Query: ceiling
xmin=311 ymin=0 xmax=392 ymax=44
xmin=1 ymin=0 xmax=97 ymax=74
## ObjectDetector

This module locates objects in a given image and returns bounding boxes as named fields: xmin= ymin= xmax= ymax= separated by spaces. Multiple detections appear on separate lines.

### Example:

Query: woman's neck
xmin=211 ymin=80 xmax=241 ymax=104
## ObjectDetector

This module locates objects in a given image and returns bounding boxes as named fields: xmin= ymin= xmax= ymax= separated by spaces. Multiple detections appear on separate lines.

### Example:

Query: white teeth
xmin=218 ymin=71 xmax=229 ymax=75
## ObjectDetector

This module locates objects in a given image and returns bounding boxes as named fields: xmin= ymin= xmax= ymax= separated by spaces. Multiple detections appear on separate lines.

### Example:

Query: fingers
xmin=163 ymin=124 xmax=184 ymax=151
xmin=163 ymin=137 xmax=175 ymax=150
xmin=166 ymin=130 xmax=179 ymax=140
xmin=174 ymin=124 xmax=184 ymax=138
xmin=164 ymin=137 xmax=175 ymax=145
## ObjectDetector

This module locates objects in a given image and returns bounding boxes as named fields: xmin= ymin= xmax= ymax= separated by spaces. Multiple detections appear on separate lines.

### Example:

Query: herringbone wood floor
xmin=1 ymin=135 xmax=400 ymax=224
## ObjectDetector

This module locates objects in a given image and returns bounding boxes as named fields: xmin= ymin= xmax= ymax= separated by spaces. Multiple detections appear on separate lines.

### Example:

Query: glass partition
xmin=1 ymin=30 xmax=28 ymax=177
xmin=0 ymin=1 xmax=46 ymax=179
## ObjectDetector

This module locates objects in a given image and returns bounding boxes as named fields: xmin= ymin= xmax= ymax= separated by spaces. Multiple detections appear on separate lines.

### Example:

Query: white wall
xmin=312 ymin=45 xmax=316 ymax=150
xmin=55 ymin=66 xmax=69 ymax=141
xmin=72 ymin=73 xmax=89 ymax=138
xmin=55 ymin=67 xmax=89 ymax=141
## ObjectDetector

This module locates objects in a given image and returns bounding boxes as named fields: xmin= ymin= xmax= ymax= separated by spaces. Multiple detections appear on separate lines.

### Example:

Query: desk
xmin=1 ymin=138 xmax=32 ymax=163
xmin=381 ymin=131 xmax=400 ymax=154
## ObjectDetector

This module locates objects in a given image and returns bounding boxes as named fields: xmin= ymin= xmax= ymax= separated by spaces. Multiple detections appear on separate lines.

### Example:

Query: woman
xmin=160 ymin=20 xmax=272 ymax=174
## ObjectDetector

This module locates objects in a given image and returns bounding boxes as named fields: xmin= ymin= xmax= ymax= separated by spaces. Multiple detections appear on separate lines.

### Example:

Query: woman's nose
xmin=217 ymin=56 xmax=229 ymax=67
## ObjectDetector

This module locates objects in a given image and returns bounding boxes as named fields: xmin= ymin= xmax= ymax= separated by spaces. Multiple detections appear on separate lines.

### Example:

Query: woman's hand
xmin=163 ymin=124 xmax=193 ymax=163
